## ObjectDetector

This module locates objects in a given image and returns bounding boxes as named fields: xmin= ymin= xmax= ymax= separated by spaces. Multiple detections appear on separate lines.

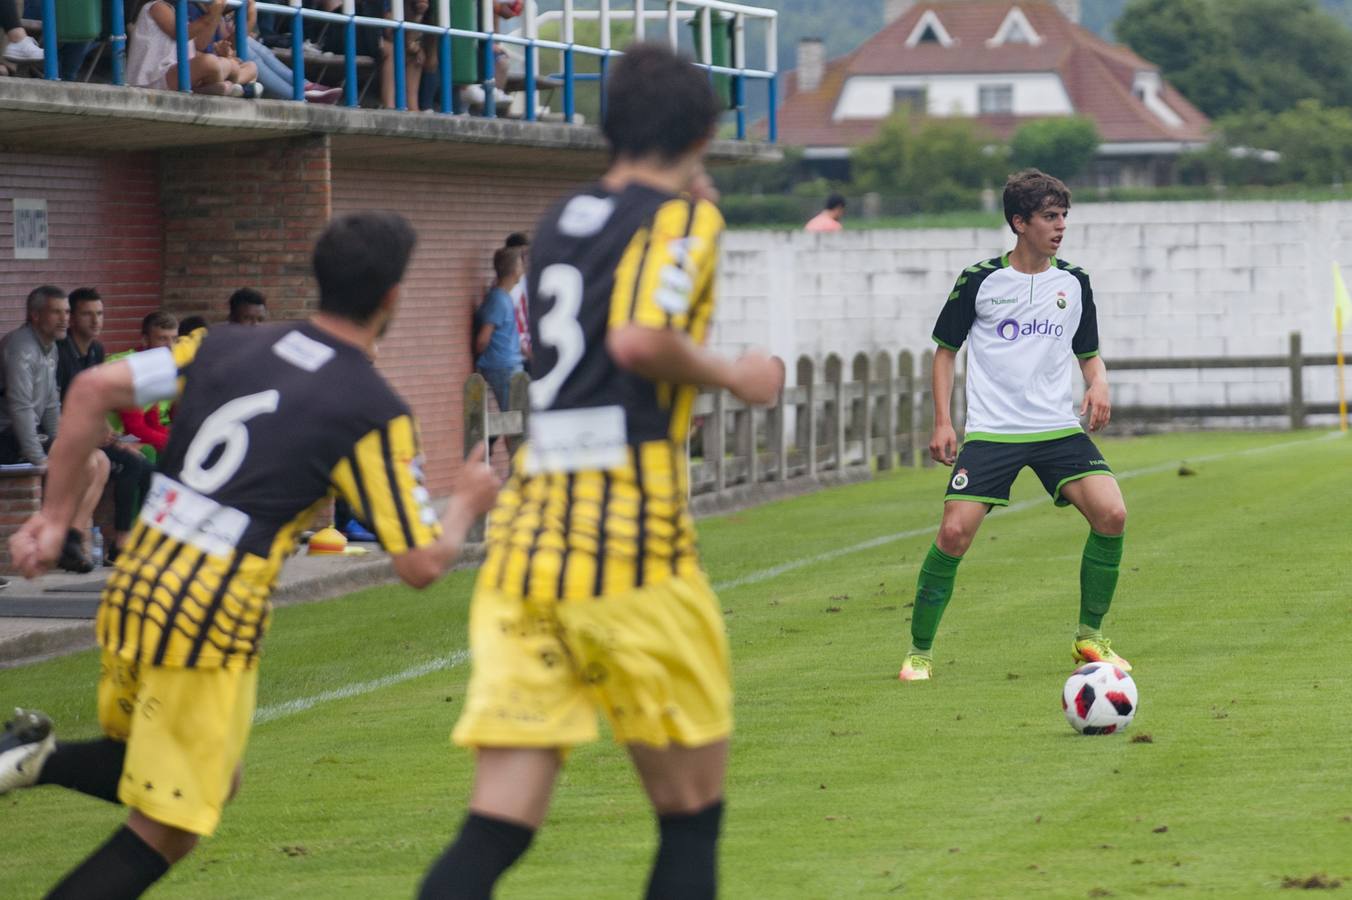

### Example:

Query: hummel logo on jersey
xmin=996 ymin=318 xmax=1065 ymax=341
xmin=989 ymin=297 xmax=1018 ymax=306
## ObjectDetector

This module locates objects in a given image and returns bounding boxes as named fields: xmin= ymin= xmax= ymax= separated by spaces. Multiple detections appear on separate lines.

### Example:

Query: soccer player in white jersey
xmin=898 ymin=169 xmax=1131 ymax=682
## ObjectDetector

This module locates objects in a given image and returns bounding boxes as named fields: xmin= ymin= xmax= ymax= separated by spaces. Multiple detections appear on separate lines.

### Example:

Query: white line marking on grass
xmin=252 ymin=432 xmax=1343 ymax=721
xmin=253 ymin=650 xmax=469 ymax=725
xmin=712 ymin=431 xmax=1344 ymax=594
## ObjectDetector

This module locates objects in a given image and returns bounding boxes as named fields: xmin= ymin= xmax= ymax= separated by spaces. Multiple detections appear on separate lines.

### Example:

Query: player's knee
xmin=936 ymin=520 xmax=975 ymax=555
xmin=1096 ymin=504 xmax=1127 ymax=535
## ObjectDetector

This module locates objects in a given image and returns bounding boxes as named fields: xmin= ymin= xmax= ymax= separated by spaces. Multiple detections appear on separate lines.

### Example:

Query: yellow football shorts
xmin=452 ymin=574 xmax=732 ymax=749
xmin=97 ymin=651 xmax=258 ymax=836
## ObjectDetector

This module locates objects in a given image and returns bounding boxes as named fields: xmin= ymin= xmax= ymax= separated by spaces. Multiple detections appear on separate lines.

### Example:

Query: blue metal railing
xmin=23 ymin=0 xmax=777 ymax=142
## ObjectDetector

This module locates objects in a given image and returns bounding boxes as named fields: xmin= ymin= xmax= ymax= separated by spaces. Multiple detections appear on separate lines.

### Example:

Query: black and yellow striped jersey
xmin=479 ymin=182 xmax=723 ymax=601
xmin=96 ymin=322 xmax=440 ymax=670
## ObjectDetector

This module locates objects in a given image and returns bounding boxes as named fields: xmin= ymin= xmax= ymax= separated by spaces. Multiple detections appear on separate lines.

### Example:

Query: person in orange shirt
xmin=804 ymin=193 xmax=846 ymax=232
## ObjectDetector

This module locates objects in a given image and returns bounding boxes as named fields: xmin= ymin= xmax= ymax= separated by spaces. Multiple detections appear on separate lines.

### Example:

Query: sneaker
xmin=0 ymin=708 xmax=55 ymax=795
xmin=1072 ymin=633 xmax=1132 ymax=672
xmin=342 ymin=519 xmax=378 ymax=542
xmin=240 ymin=81 xmax=264 ymax=99
xmin=2 ymin=35 xmax=44 ymax=63
xmin=57 ymin=529 xmax=93 ymax=574
xmin=897 ymin=651 xmax=933 ymax=682
xmin=304 ymin=84 xmax=342 ymax=104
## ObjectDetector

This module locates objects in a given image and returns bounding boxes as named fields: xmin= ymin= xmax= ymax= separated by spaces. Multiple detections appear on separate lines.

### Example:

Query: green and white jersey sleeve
xmin=931 ymin=256 xmax=1099 ymax=442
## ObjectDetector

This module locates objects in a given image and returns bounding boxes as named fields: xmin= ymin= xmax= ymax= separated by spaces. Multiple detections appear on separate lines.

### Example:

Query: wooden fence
xmin=463 ymin=330 xmax=1344 ymax=507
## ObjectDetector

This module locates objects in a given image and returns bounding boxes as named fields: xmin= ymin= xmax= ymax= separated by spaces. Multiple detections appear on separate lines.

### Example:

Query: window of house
xmin=893 ymin=87 xmax=928 ymax=113
xmin=978 ymin=84 xmax=1014 ymax=115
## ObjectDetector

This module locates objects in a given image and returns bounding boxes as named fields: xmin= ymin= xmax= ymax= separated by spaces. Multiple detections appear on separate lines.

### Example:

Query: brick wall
xmin=330 ymin=157 xmax=595 ymax=494
xmin=159 ymin=136 xmax=331 ymax=323
xmin=0 ymin=151 xmax=162 ymax=352
xmin=0 ymin=470 xmax=44 ymax=572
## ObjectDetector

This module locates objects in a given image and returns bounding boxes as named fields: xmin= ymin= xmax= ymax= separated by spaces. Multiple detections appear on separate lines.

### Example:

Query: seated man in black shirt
xmin=56 ymin=287 xmax=155 ymax=564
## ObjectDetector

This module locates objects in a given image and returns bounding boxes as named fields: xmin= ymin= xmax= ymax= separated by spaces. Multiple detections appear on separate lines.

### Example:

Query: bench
xmin=0 ymin=464 xmax=45 ymax=573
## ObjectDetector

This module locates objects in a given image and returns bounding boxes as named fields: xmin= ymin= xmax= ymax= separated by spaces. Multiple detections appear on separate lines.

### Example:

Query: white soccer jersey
xmin=932 ymin=255 xmax=1099 ymax=441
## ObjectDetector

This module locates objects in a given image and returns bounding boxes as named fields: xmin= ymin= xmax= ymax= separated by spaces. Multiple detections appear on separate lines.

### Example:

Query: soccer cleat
xmin=0 ymin=708 xmax=56 ymax=795
xmin=897 ymin=652 xmax=933 ymax=682
xmin=1072 ymin=634 xmax=1132 ymax=672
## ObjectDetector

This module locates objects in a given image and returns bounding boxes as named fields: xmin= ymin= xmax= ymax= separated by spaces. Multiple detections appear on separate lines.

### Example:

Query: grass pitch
xmin=2 ymin=430 xmax=1350 ymax=898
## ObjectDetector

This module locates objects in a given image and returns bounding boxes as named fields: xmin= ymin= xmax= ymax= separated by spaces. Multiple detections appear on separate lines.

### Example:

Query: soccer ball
xmin=1062 ymin=663 xmax=1138 ymax=734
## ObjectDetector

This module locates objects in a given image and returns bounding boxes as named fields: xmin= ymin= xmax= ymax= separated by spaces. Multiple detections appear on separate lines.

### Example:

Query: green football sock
xmin=910 ymin=543 xmax=963 ymax=652
xmin=1079 ymin=530 xmax=1124 ymax=630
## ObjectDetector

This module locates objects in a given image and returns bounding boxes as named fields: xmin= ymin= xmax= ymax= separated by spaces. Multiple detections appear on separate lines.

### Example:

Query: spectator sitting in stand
xmin=805 ymin=193 xmax=847 ymax=233
xmin=228 ymin=287 xmax=268 ymax=325
xmin=55 ymin=288 xmax=156 ymax=566
xmin=187 ymin=0 xmax=341 ymax=102
xmin=127 ymin=0 xmax=261 ymax=96
xmin=378 ymin=0 xmax=429 ymax=110
xmin=110 ymin=312 xmax=178 ymax=461
xmin=0 ymin=286 xmax=110 ymax=573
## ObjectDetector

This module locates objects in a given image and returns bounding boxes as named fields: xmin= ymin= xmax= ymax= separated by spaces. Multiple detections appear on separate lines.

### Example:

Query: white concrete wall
xmin=834 ymin=73 xmax=1073 ymax=119
xmin=711 ymin=200 xmax=1352 ymax=426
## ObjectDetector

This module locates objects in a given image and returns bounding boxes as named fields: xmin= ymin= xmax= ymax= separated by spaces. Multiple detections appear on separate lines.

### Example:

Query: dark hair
xmin=68 ymin=287 xmax=102 ymax=311
xmin=493 ymin=246 xmax=522 ymax=281
xmin=603 ymin=43 xmax=719 ymax=163
xmin=313 ymin=211 xmax=418 ymax=324
xmin=1003 ymin=168 xmax=1071 ymax=235
xmin=228 ymin=288 xmax=267 ymax=318
xmin=504 ymin=232 xmax=529 ymax=248
xmin=25 ymin=285 xmax=65 ymax=318
xmin=825 ymin=193 xmax=846 ymax=211
xmin=141 ymin=311 xmax=178 ymax=335
xmin=177 ymin=315 xmax=209 ymax=336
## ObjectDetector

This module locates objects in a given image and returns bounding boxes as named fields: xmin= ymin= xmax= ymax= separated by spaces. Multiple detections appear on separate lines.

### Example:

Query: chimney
xmin=796 ymin=38 xmax=825 ymax=93
xmin=884 ymin=0 xmax=915 ymax=25
xmin=1055 ymin=0 xmax=1080 ymax=23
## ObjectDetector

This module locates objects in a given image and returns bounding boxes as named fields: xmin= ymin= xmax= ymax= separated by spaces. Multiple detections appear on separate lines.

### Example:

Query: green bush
xmin=1009 ymin=117 xmax=1101 ymax=180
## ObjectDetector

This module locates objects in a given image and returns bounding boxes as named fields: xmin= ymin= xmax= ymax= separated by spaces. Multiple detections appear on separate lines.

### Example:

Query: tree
xmin=851 ymin=113 xmax=1001 ymax=211
xmin=1212 ymin=100 xmax=1352 ymax=186
xmin=1117 ymin=0 xmax=1352 ymax=117
xmin=1009 ymin=117 xmax=1101 ymax=180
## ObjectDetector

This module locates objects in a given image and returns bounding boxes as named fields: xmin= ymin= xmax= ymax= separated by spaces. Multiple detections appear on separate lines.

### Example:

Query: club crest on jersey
xmin=951 ymin=469 xmax=970 ymax=490
xmin=1056 ymin=291 xmax=1068 ymax=309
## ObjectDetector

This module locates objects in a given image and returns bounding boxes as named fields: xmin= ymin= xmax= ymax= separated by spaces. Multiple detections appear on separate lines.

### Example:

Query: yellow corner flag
xmin=1335 ymin=262 xmax=1352 ymax=334
xmin=1334 ymin=263 xmax=1350 ymax=430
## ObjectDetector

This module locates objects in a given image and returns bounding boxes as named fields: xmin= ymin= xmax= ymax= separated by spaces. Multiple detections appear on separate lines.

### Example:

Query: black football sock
xmin=45 ymin=825 xmax=170 ymax=900
xmin=418 ymin=812 xmax=535 ymax=900
xmin=36 ymin=738 xmax=126 ymax=803
xmin=645 ymin=800 xmax=724 ymax=900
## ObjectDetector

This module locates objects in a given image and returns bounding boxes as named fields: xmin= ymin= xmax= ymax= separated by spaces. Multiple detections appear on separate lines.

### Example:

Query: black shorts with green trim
xmin=944 ymin=433 xmax=1113 ymax=507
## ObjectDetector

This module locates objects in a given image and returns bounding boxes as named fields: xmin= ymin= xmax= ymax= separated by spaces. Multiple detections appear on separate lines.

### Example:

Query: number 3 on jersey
xmin=180 ymin=389 xmax=281 ymax=494
xmin=529 ymin=264 xmax=585 ymax=410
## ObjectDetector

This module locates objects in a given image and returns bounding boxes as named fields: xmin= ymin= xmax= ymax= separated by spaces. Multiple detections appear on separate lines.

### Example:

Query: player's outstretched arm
xmin=929 ymin=347 xmax=959 ymax=465
xmin=606 ymin=325 xmax=784 ymax=406
xmin=1079 ymin=355 xmax=1111 ymax=432
xmin=389 ymin=444 xmax=501 ymax=589
xmin=10 ymin=361 xmax=139 ymax=577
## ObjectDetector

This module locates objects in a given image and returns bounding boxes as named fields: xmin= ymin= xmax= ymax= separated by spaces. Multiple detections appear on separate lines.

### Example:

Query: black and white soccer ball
xmin=1062 ymin=663 xmax=1138 ymax=734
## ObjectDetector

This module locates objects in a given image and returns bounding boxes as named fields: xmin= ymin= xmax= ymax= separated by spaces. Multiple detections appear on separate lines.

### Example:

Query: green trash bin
xmin=55 ymin=0 xmax=102 ymax=42
xmin=450 ymin=0 xmax=482 ymax=86
xmin=687 ymin=11 xmax=735 ymax=109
